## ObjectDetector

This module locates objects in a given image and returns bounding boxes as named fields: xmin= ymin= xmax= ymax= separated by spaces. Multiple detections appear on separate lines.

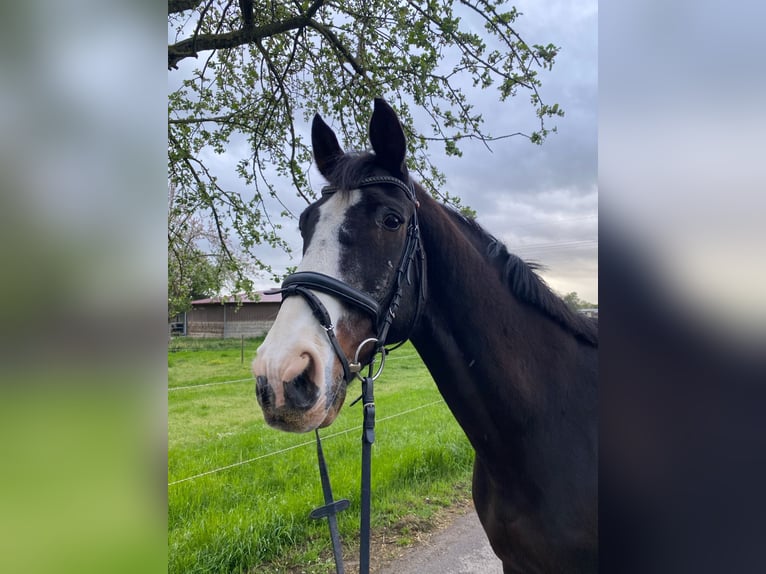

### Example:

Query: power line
xmin=501 ymin=214 xmax=597 ymax=231
xmin=513 ymin=238 xmax=597 ymax=251
xmin=513 ymin=241 xmax=598 ymax=258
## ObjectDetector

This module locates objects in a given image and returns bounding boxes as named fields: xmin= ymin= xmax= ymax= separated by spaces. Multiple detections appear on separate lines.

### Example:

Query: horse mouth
xmin=318 ymin=378 xmax=347 ymax=427
xmin=263 ymin=410 xmax=318 ymax=433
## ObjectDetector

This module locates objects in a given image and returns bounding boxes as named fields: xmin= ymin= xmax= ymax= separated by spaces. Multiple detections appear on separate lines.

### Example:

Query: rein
xmin=268 ymin=175 xmax=425 ymax=574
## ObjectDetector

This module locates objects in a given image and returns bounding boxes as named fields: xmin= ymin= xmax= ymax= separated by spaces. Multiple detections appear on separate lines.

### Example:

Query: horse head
xmin=252 ymin=99 xmax=424 ymax=433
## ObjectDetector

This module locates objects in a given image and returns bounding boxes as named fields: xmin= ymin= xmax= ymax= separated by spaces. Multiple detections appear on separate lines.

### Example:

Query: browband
xmin=321 ymin=175 xmax=417 ymax=203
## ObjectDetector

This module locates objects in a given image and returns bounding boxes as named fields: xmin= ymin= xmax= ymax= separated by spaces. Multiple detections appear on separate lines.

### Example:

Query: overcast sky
xmin=175 ymin=0 xmax=598 ymax=303
xmin=445 ymin=0 xmax=598 ymax=303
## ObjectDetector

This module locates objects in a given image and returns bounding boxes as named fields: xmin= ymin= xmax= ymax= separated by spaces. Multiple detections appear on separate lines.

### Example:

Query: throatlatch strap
xmin=310 ymin=430 xmax=349 ymax=574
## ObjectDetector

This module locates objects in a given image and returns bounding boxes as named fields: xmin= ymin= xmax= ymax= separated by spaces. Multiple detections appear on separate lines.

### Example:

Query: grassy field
xmin=168 ymin=338 xmax=474 ymax=574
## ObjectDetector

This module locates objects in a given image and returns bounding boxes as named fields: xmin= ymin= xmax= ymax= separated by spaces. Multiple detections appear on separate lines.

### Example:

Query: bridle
xmin=267 ymin=175 xmax=426 ymax=574
xmin=272 ymin=175 xmax=426 ymax=382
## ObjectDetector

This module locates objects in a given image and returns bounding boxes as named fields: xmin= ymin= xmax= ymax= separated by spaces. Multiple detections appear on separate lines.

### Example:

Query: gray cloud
xmin=427 ymin=0 xmax=598 ymax=300
xmin=185 ymin=0 xmax=598 ymax=302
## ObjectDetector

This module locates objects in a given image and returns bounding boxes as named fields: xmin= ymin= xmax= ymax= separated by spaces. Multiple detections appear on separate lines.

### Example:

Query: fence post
xmin=241 ymin=334 xmax=244 ymax=364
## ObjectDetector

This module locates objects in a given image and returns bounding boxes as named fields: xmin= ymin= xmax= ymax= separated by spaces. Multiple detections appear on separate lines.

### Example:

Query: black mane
xmin=443 ymin=207 xmax=598 ymax=347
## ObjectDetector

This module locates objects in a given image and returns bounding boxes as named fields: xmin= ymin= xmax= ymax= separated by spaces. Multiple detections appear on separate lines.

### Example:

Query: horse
xmin=252 ymin=98 xmax=598 ymax=573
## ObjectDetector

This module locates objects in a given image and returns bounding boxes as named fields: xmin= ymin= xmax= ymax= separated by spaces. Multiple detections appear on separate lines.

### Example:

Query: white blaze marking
xmin=297 ymin=189 xmax=360 ymax=278
xmin=253 ymin=190 xmax=361 ymax=405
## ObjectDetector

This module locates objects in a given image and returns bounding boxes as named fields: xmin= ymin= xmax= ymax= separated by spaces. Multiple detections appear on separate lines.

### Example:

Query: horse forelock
xmin=321 ymin=150 xmax=409 ymax=192
xmin=444 ymin=208 xmax=598 ymax=347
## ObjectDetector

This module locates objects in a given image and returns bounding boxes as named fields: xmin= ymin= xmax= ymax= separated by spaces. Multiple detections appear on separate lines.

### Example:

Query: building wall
xmin=186 ymin=302 xmax=280 ymax=338
xmin=186 ymin=305 xmax=224 ymax=338
xmin=223 ymin=320 xmax=275 ymax=338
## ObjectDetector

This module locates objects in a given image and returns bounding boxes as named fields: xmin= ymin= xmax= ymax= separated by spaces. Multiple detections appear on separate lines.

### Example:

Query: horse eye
xmin=382 ymin=213 xmax=403 ymax=231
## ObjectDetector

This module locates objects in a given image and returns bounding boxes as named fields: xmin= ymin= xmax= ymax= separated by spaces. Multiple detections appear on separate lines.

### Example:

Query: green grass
xmin=168 ymin=337 xmax=261 ymax=389
xmin=169 ymin=339 xmax=474 ymax=574
xmin=169 ymin=337 xmax=256 ymax=352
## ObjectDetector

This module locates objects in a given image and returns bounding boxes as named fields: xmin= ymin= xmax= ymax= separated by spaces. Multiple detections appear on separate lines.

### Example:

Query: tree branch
xmin=169 ymin=0 xmax=205 ymax=15
xmin=306 ymin=19 xmax=367 ymax=76
xmin=180 ymin=156 xmax=238 ymax=267
xmin=168 ymin=0 xmax=326 ymax=69
xmin=239 ymin=0 xmax=253 ymax=28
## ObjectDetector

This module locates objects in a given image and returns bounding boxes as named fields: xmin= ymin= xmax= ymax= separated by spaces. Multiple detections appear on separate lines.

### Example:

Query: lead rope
xmin=310 ymin=431 xmax=349 ymax=574
xmin=359 ymin=369 xmax=375 ymax=574
xmin=311 ymin=360 xmax=377 ymax=574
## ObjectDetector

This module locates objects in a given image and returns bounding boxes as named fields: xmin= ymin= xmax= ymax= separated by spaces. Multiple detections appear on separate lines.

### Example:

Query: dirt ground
xmin=342 ymin=499 xmax=503 ymax=574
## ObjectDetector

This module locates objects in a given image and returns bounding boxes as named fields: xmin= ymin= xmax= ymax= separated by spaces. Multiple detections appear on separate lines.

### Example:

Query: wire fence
xmin=168 ymin=399 xmax=444 ymax=486
xmin=168 ymin=337 xmax=263 ymax=353
xmin=168 ymin=339 xmax=437 ymax=486
xmin=169 ymin=377 xmax=254 ymax=391
xmin=167 ymin=354 xmax=421 ymax=392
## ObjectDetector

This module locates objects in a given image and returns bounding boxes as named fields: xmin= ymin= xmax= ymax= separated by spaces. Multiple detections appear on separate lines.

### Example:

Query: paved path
xmin=377 ymin=510 xmax=503 ymax=574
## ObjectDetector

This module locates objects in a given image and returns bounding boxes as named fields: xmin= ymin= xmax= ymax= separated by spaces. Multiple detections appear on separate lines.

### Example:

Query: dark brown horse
xmin=253 ymin=99 xmax=598 ymax=573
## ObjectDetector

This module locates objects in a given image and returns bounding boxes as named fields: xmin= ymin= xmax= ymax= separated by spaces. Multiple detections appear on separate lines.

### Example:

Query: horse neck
xmin=409 ymin=194 xmax=575 ymax=462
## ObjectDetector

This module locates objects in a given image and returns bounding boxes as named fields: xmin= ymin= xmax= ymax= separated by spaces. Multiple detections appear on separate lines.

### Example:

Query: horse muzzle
xmin=253 ymin=364 xmax=347 ymax=433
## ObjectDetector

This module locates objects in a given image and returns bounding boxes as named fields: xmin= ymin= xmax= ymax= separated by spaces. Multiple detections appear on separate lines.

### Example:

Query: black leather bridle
xmin=272 ymin=175 xmax=426 ymax=382
xmin=267 ymin=175 xmax=426 ymax=574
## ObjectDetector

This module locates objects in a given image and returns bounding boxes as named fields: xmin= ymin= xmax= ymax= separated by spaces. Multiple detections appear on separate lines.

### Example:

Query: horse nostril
xmin=255 ymin=375 xmax=273 ymax=407
xmin=283 ymin=370 xmax=319 ymax=410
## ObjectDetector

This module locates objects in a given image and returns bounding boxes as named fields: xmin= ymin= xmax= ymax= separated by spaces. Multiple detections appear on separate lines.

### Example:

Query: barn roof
xmin=191 ymin=291 xmax=282 ymax=305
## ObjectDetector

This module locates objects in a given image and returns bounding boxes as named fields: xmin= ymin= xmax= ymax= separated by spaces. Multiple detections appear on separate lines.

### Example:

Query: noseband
xmin=266 ymin=175 xmax=426 ymax=574
xmin=270 ymin=175 xmax=426 ymax=383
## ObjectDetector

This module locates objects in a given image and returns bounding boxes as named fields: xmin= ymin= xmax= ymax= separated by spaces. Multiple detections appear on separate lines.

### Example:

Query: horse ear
xmin=369 ymin=98 xmax=407 ymax=175
xmin=312 ymin=113 xmax=344 ymax=177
